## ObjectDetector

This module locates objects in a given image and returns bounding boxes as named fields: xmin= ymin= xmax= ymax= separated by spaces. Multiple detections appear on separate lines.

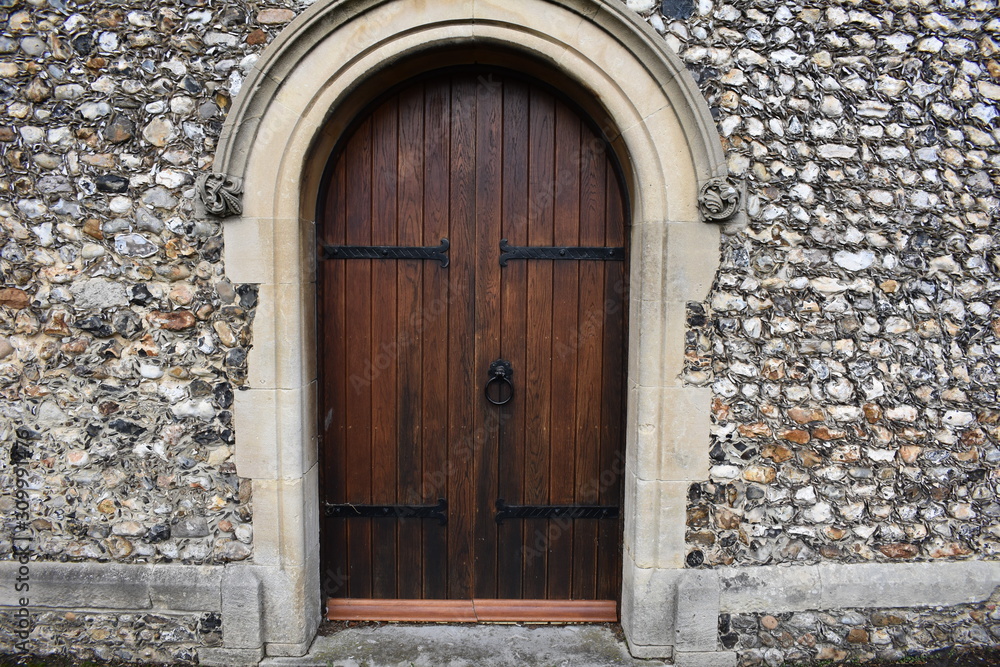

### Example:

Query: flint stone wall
xmin=0 ymin=609 xmax=217 ymax=664
xmin=0 ymin=0 xmax=283 ymax=568
xmin=0 ymin=0 xmax=279 ymax=658
xmin=728 ymin=596 xmax=1000 ymax=666
xmin=647 ymin=0 xmax=1000 ymax=570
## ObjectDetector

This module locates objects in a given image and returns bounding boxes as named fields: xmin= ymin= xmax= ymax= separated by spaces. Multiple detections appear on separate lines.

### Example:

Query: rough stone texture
xmin=667 ymin=0 xmax=1000 ymax=572
xmin=0 ymin=609 xmax=219 ymax=664
xmin=727 ymin=589 xmax=1000 ymax=665
xmin=0 ymin=0 xmax=318 ymax=660
xmin=651 ymin=0 xmax=1000 ymax=658
xmin=0 ymin=0 xmax=303 ymax=660
xmin=0 ymin=1 xmax=269 ymax=572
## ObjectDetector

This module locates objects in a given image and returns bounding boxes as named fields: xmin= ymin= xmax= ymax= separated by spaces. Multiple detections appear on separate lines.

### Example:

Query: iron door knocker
xmin=485 ymin=359 xmax=514 ymax=406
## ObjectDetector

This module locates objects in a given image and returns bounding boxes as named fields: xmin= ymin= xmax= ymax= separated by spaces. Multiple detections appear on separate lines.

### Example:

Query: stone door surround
xmin=212 ymin=0 xmax=727 ymax=660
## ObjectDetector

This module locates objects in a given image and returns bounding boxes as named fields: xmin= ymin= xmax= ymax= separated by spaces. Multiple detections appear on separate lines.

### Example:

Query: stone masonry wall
xmin=636 ymin=0 xmax=1000 ymax=569
xmin=0 ymin=1 xmax=300 ymax=567
xmin=630 ymin=0 xmax=1000 ymax=658
xmin=0 ymin=0 xmax=305 ymax=658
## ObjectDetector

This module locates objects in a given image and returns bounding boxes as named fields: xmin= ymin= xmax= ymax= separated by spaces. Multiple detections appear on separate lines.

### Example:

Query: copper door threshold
xmin=327 ymin=599 xmax=617 ymax=623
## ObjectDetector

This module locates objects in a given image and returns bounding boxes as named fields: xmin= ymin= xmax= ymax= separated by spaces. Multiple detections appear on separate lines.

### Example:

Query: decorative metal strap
xmin=325 ymin=498 xmax=447 ymax=525
xmin=322 ymin=238 xmax=450 ymax=267
xmin=499 ymin=239 xmax=624 ymax=266
xmin=494 ymin=499 xmax=619 ymax=524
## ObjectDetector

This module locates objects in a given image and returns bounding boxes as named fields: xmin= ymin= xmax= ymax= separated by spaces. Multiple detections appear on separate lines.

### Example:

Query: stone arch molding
xmin=213 ymin=0 xmax=730 ymax=660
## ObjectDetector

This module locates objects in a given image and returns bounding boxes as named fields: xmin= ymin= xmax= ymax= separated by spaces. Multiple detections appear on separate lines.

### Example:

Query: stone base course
xmin=624 ymin=559 xmax=1000 ymax=660
xmin=0 ymin=561 xmax=222 ymax=611
xmin=0 ymin=559 xmax=997 ymax=662
xmin=0 ymin=561 xmax=270 ymax=663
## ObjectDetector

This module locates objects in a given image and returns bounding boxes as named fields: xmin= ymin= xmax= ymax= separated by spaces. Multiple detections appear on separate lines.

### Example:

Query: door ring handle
xmin=485 ymin=359 xmax=514 ymax=406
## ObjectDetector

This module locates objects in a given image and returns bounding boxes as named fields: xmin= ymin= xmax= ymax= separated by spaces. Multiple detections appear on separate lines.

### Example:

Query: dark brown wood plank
xmin=572 ymin=125 xmax=607 ymax=600
xmin=547 ymin=100 xmax=581 ymax=600
xmin=343 ymin=118 xmax=375 ymax=598
xmin=396 ymin=84 xmax=425 ymax=599
xmin=497 ymin=79 xmax=529 ymax=600
xmin=319 ymin=148 xmax=349 ymax=598
xmin=473 ymin=71 xmax=503 ymax=599
xmin=598 ymin=164 xmax=627 ymax=601
xmin=421 ymin=79 xmax=451 ymax=599
xmin=447 ymin=75 xmax=478 ymax=599
xmin=370 ymin=97 xmax=400 ymax=599
xmin=522 ymin=87 xmax=556 ymax=599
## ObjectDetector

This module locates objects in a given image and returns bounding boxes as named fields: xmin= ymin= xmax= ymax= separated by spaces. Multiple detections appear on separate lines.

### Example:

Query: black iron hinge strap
xmin=322 ymin=238 xmax=450 ymax=267
xmin=325 ymin=498 xmax=447 ymax=525
xmin=499 ymin=239 xmax=624 ymax=266
xmin=494 ymin=499 xmax=619 ymax=524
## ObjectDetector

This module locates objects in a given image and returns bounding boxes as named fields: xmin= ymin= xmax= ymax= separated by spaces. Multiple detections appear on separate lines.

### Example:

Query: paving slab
xmin=260 ymin=624 xmax=667 ymax=667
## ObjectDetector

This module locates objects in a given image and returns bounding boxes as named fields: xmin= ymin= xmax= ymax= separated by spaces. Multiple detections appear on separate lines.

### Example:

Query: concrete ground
xmin=259 ymin=624 xmax=667 ymax=667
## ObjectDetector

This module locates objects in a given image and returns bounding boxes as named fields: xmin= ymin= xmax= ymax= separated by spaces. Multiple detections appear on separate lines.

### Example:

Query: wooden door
xmin=317 ymin=69 xmax=628 ymax=621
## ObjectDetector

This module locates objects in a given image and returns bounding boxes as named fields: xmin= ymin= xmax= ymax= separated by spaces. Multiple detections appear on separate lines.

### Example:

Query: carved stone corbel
xmin=698 ymin=176 xmax=741 ymax=222
xmin=197 ymin=173 xmax=244 ymax=218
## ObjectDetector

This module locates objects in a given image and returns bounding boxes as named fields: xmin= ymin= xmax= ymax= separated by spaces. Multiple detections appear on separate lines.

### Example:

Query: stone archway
xmin=212 ymin=0 xmax=732 ymax=659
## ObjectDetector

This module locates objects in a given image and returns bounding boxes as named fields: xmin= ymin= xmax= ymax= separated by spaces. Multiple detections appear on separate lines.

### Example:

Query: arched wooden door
xmin=317 ymin=69 xmax=628 ymax=621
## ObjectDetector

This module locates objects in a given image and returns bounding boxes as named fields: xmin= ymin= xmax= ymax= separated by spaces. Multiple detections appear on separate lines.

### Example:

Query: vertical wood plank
xmin=396 ymin=84 xmax=426 ymax=599
xmin=319 ymin=151 xmax=349 ymax=598
xmin=598 ymin=164 xmax=627 ymax=601
xmin=343 ymin=119 xmax=374 ymax=599
xmin=523 ymin=87 xmax=555 ymax=599
xmin=548 ymin=100 xmax=581 ymax=600
xmin=370 ymin=98 xmax=400 ymax=598
xmin=572 ymin=123 xmax=607 ymax=600
xmin=447 ymin=75 xmax=478 ymax=599
xmin=497 ymin=79 xmax=529 ymax=600
xmin=421 ymin=80 xmax=451 ymax=599
xmin=473 ymin=72 xmax=503 ymax=599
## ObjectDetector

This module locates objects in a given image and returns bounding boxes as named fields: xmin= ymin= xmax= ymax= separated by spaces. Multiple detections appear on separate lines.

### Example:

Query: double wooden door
xmin=317 ymin=69 xmax=628 ymax=618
